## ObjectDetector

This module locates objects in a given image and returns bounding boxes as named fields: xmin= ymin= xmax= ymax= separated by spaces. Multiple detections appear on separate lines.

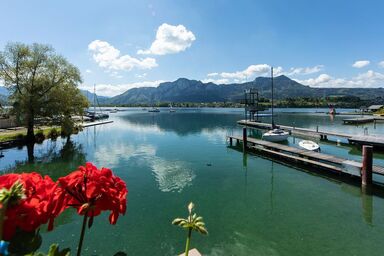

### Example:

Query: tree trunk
xmin=26 ymin=110 xmax=35 ymax=143
xmin=27 ymin=142 xmax=35 ymax=163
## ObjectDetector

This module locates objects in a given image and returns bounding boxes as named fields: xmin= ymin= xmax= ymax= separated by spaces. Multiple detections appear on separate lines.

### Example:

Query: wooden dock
xmin=343 ymin=117 xmax=384 ymax=124
xmin=237 ymin=120 xmax=384 ymax=148
xmin=227 ymin=135 xmax=384 ymax=178
xmin=80 ymin=120 xmax=113 ymax=128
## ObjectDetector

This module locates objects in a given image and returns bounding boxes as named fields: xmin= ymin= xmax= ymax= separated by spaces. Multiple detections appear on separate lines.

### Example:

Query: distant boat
xmin=87 ymin=84 xmax=109 ymax=120
xmin=169 ymin=103 xmax=176 ymax=112
xmin=262 ymin=67 xmax=289 ymax=142
xmin=299 ymin=140 xmax=320 ymax=152
xmin=328 ymin=105 xmax=336 ymax=115
xmin=110 ymin=107 xmax=118 ymax=113
xmin=148 ymin=107 xmax=160 ymax=112
xmin=86 ymin=111 xmax=109 ymax=120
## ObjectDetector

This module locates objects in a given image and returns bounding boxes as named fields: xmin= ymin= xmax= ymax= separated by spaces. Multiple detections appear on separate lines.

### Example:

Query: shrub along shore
xmin=0 ymin=127 xmax=62 ymax=143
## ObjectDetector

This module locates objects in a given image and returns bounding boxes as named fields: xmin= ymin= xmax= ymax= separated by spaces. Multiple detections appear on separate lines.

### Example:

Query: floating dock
xmin=343 ymin=117 xmax=384 ymax=125
xmin=237 ymin=120 xmax=384 ymax=149
xmin=227 ymin=135 xmax=384 ymax=179
xmin=80 ymin=120 xmax=113 ymax=128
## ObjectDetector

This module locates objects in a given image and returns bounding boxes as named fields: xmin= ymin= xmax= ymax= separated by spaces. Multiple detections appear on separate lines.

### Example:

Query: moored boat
xmin=262 ymin=67 xmax=289 ymax=142
xmin=262 ymin=128 xmax=289 ymax=142
xmin=299 ymin=140 xmax=320 ymax=151
xmin=148 ymin=107 xmax=160 ymax=112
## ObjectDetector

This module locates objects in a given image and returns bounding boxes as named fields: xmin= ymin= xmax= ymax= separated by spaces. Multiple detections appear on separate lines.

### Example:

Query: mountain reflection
xmin=118 ymin=111 xmax=241 ymax=136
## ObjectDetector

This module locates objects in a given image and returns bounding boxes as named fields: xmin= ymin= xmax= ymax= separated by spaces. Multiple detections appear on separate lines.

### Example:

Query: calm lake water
xmin=1 ymin=108 xmax=384 ymax=256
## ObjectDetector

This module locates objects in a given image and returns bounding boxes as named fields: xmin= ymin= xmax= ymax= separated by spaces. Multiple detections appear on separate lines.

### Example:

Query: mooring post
xmin=243 ymin=127 xmax=247 ymax=152
xmin=229 ymin=137 xmax=233 ymax=146
xmin=316 ymin=125 xmax=319 ymax=133
xmin=361 ymin=145 xmax=373 ymax=187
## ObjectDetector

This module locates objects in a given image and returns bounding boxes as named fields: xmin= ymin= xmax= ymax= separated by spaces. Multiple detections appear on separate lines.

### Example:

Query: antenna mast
xmin=271 ymin=67 xmax=275 ymax=128
xmin=94 ymin=84 xmax=96 ymax=114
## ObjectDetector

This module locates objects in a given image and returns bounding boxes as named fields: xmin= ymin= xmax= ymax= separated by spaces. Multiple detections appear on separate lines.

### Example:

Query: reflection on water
xmin=2 ymin=139 xmax=86 ymax=180
xmin=1 ymin=108 xmax=384 ymax=255
xmin=119 ymin=112 xmax=238 ymax=136
xmin=150 ymin=157 xmax=195 ymax=193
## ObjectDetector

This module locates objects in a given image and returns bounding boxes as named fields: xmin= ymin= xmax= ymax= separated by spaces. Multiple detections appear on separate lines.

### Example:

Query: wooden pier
xmin=343 ymin=117 xmax=384 ymax=125
xmin=227 ymin=135 xmax=384 ymax=179
xmin=80 ymin=120 xmax=113 ymax=128
xmin=237 ymin=120 xmax=384 ymax=148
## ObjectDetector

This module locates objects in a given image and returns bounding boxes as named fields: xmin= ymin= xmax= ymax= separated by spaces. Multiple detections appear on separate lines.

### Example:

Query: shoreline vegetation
xmin=97 ymin=95 xmax=381 ymax=109
xmin=0 ymin=126 xmax=65 ymax=143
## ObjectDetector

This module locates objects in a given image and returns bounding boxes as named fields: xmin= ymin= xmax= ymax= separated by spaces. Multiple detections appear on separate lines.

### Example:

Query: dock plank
xmin=238 ymin=120 xmax=384 ymax=148
xmin=229 ymin=135 xmax=384 ymax=176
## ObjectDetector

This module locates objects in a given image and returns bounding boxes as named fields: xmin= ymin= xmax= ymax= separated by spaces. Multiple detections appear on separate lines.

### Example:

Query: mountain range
xmin=1 ymin=75 xmax=384 ymax=106
xmin=104 ymin=75 xmax=384 ymax=105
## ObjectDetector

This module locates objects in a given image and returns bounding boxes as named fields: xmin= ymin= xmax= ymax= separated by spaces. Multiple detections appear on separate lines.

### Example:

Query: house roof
xmin=368 ymin=105 xmax=384 ymax=110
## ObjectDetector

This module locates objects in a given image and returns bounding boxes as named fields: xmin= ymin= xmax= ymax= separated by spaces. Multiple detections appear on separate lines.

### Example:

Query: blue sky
xmin=2 ymin=0 xmax=384 ymax=96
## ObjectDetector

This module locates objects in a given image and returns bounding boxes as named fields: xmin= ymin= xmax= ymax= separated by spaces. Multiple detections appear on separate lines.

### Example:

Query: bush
xmin=35 ymin=130 xmax=45 ymax=144
xmin=48 ymin=128 xmax=59 ymax=140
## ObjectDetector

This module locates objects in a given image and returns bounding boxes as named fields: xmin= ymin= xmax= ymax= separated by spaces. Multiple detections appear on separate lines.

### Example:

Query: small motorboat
xmin=262 ymin=129 xmax=289 ymax=142
xmin=299 ymin=140 xmax=320 ymax=151
xmin=148 ymin=107 xmax=160 ymax=113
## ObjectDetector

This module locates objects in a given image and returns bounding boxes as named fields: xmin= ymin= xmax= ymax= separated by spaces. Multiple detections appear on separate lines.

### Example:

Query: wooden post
xmin=316 ymin=125 xmax=319 ymax=133
xmin=361 ymin=145 xmax=373 ymax=187
xmin=243 ymin=127 xmax=247 ymax=152
xmin=229 ymin=137 xmax=233 ymax=146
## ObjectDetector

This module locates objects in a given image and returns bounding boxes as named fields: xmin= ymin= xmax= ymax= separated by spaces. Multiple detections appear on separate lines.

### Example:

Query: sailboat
xmin=86 ymin=84 xmax=109 ymax=120
xmin=169 ymin=103 xmax=176 ymax=112
xmin=262 ymin=67 xmax=289 ymax=142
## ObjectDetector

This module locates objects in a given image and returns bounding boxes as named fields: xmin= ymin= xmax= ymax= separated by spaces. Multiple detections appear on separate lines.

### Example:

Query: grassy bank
xmin=0 ymin=127 xmax=62 ymax=143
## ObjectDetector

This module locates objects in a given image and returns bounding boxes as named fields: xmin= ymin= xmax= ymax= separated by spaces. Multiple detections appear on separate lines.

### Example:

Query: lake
xmin=1 ymin=108 xmax=384 ymax=256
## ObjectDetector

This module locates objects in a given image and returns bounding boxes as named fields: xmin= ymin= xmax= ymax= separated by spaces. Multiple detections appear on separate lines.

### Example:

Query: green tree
xmin=0 ymin=42 xmax=88 ymax=142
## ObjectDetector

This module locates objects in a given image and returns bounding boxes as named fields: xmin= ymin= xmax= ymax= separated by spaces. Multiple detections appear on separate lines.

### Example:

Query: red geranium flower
xmin=57 ymin=163 xmax=127 ymax=225
xmin=0 ymin=172 xmax=63 ymax=241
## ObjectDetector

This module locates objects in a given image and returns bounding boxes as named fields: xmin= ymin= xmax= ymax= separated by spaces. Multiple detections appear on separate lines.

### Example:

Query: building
xmin=367 ymin=105 xmax=384 ymax=112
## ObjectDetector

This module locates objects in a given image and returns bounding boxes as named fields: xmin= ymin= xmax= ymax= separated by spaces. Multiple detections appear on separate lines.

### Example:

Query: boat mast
xmin=271 ymin=67 xmax=275 ymax=128
xmin=94 ymin=84 xmax=96 ymax=114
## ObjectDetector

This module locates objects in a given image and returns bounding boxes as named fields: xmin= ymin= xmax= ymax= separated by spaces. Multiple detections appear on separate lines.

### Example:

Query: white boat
xmin=262 ymin=129 xmax=289 ymax=142
xmin=299 ymin=140 xmax=320 ymax=151
xmin=169 ymin=103 xmax=176 ymax=112
xmin=262 ymin=67 xmax=289 ymax=142
xmin=148 ymin=107 xmax=160 ymax=112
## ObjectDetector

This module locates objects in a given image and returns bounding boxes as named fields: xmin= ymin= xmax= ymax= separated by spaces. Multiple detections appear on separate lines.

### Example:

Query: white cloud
xmin=88 ymin=40 xmax=157 ymax=71
xmin=80 ymin=80 xmax=165 ymax=97
xmin=135 ymin=73 xmax=147 ymax=78
xmin=286 ymin=65 xmax=323 ymax=76
xmin=220 ymin=64 xmax=271 ymax=79
xmin=201 ymin=78 xmax=230 ymax=84
xmin=378 ymin=61 xmax=384 ymax=68
xmin=203 ymin=64 xmax=284 ymax=84
xmin=296 ymin=70 xmax=384 ymax=88
xmin=294 ymin=74 xmax=332 ymax=87
xmin=352 ymin=60 xmax=370 ymax=68
xmin=85 ymin=69 xmax=92 ymax=73
xmin=137 ymin=23 xmax=196 ymax=55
